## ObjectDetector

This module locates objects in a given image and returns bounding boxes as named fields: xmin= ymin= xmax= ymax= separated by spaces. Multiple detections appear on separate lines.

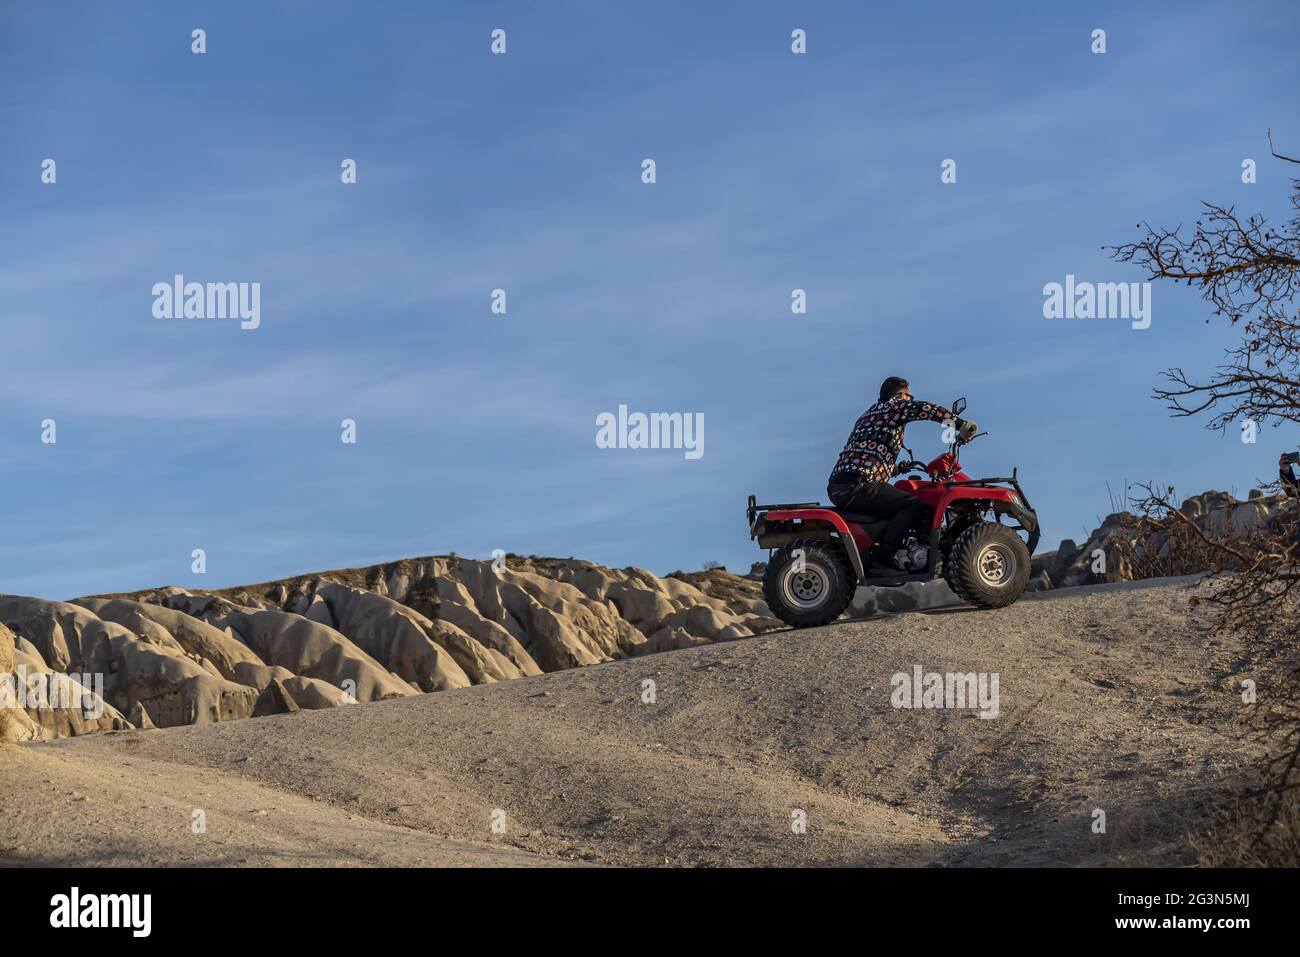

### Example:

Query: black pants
xmin=828 ymin=480 xmax=933 ymax=552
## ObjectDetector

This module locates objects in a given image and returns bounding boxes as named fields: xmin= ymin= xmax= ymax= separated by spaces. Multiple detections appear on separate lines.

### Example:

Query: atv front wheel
xmin=946 ymin=523 xmax=1031 ymax=609
xmin=762 ymin=539 xmax=856 ymax=628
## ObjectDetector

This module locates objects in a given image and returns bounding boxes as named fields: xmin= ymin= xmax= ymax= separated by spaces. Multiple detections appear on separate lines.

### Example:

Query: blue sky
xmin=2 ymin=1 xmax=1298 ymax=598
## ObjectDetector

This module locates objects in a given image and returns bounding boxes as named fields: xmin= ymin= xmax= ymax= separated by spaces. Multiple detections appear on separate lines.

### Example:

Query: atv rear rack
xmin=746 ymin=494 xmax=819 ymax=528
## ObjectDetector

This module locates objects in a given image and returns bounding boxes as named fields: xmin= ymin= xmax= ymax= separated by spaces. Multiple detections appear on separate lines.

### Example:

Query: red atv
xmin=747 ymin=398 xmax=1040 ymax=628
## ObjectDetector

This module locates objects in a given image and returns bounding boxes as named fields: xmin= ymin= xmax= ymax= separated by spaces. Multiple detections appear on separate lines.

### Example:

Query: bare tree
xmin=1110 ymin=135 xmax=1300 ymax=849
xmin=1123 ymin=481 xmax=1299 ymax=846
xmin=1110 ymin=131 xmax=1300 ymax=431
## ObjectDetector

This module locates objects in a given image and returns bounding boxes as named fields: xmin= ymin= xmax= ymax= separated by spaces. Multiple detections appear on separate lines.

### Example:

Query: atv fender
xmin=761 ymin=508 xmax=867 ymax=583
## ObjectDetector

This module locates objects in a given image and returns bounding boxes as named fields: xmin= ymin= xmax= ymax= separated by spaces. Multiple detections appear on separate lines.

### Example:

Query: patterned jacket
xmin=828 ymin=398 xmax=953 ymax=486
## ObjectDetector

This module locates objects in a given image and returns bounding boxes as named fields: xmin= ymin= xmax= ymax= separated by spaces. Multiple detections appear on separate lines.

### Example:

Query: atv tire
xmin=762 ymin=538 xmax=856 ymax=628
xmin=942 ymin=555 xmax=972 ymax=604
xmin=946 ymin=522 xmax=1031 ymax=609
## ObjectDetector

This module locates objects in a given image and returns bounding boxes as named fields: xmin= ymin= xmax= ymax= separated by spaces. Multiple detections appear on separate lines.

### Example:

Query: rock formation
xmin=1 ymin=620 xmax=131 ymax=742
xmin=1031 ymin=489 xmax=1296 ymax=590
xmin=1 ymin=552 xmax=783 ymax=741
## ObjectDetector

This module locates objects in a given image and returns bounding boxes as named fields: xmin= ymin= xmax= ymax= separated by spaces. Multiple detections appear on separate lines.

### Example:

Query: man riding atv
xmin=828 ymin=376 xmax=979 ymax=571
xmin=747 ymin=384 xmax=1037 ymax=626
xmin=1281 ymin=450 xmax=1299 ymax=499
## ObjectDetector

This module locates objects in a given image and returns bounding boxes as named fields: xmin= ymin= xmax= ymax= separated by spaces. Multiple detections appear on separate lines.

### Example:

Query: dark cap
xmin=879 ymin=376 xmax=910 ymax=402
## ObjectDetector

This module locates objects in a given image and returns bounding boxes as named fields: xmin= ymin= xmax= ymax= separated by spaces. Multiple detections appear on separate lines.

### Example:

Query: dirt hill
xmin=0 ymin=577 xmax=1261 ymax=866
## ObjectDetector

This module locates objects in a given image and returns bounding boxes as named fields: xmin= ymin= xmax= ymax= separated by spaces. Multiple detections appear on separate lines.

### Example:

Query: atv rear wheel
xmin=946 ymin=522 xmax=1031 ymax=609
xmin=762 ymin=538 xmax=856 ymax=628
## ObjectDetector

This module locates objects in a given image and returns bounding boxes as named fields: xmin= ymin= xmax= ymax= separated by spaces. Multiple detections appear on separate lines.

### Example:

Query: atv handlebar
xmin=949 ymin=426 xmax=986 ymax=464
xmin=895 ymin=459 xmax=929 ymax=476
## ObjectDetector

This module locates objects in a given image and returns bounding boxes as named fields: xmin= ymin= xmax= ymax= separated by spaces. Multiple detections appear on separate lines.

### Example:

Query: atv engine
xmin=893 ymin=539 xmax=930 ymax=572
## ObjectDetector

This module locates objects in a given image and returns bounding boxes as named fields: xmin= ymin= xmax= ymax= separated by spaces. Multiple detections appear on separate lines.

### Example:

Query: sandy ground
xmin=0 ymin=577 xmax=1262 ymax=867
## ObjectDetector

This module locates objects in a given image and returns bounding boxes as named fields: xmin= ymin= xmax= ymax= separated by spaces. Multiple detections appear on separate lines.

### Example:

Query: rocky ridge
xmin=2 ymin=556 xmax=781 ymax=741
xmin=1029 ymin=489 xmax=1295 ymax=590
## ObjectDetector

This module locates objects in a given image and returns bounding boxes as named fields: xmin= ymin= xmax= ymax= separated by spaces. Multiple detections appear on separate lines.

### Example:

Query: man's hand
xmin=956 ymin=419 xmax=979 ymax=444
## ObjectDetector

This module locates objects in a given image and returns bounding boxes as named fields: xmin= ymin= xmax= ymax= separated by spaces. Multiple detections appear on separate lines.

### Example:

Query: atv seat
xmin=826 ymin=507 xmax=888 ymax=530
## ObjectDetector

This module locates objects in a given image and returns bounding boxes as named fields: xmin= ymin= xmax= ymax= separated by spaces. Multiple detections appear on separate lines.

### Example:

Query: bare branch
xmin=1269 ymin=128 xmax=1300 ymax=166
